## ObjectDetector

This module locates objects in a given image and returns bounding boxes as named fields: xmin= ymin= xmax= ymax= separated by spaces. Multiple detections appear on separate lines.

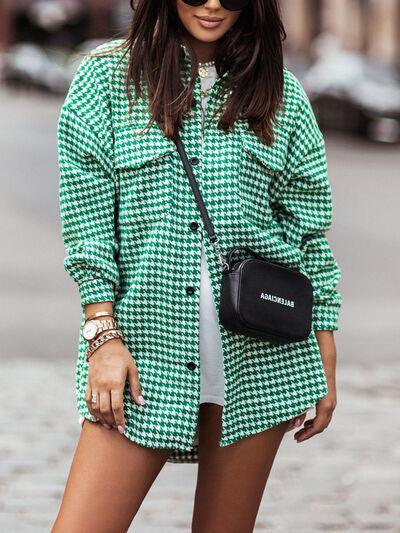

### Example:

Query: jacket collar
xmin=179 ymin=42 xmax=192 ymax=87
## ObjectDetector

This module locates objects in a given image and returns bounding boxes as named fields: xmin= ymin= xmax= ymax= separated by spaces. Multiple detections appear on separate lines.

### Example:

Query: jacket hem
xmin=218 ymin=383 xmax=329 ymax=448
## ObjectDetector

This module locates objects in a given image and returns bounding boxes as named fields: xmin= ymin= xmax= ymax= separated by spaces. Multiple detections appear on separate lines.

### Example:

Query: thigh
xmin=192 ymin=403 xmax=290 ymax=533
xmin=52 ymin=419 xmax=172 ymax=533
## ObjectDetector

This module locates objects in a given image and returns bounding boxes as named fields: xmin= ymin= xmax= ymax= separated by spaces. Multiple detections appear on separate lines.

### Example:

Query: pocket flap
xmin=114 ymin=122 xmax=176 ymax=170
xmin=240 ymin=127 xmax=287 ymax=172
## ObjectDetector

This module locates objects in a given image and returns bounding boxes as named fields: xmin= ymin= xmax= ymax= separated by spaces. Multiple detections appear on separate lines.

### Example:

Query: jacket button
xmin=187 ymin=361 xmax=197 ymax=371
xmin=190 ymin=156 xmax=199 ymax=165
xmin=186 ymin=286 xmax=195 ymax=295
xmin=189 ymin=221 xmax=199 ymax=231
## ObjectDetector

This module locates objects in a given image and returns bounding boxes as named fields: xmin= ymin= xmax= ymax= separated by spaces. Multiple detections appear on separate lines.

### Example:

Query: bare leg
xmin=192 ymin=403 xmax=290 ymax=533
xmin=52 ymin=419 xmax=172 ymax=532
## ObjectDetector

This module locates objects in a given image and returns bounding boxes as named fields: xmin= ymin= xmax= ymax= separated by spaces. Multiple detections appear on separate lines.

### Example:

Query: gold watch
xmin=82 ymin=317 xmax=118 ymax=342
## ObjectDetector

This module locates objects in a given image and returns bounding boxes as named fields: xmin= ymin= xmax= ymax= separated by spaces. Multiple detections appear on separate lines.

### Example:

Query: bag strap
xmin=173 ymin=134 xmax=228 ymax=271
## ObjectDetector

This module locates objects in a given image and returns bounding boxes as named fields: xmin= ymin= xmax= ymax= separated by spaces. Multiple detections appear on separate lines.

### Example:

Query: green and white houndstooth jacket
xmin=57 ymin=38 xmax=342 ymax=463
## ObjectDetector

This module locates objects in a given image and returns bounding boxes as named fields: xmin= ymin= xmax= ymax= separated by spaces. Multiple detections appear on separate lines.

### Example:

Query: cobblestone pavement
xmin=1 ymin=87 xmax=399 ymax=531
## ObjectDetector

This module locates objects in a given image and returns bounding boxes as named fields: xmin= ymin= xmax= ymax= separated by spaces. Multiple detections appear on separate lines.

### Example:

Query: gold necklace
xmin=198 ymin=60 xmax=215 ymax=78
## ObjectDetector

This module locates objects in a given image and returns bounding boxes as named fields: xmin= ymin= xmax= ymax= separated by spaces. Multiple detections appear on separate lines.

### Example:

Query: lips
xmin=195 ymin=15 xmax=224 ymax=29
xmin=196 ymin=16 xmax=223 ymax=22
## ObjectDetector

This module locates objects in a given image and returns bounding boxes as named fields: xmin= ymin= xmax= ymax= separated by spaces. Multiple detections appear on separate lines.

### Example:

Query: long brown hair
xmin=90 ymin=0 xmax=286 ymax=145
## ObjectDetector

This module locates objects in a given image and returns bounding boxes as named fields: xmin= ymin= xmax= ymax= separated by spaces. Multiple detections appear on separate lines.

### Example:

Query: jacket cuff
xmin=78 ymin=278 xmax=116 ymax=308
xmin=312 ymin=303 xmax=340 ymax=332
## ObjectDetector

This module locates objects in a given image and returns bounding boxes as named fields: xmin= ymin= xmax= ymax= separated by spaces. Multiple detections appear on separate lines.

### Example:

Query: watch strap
xmin=95 ymin=318 xmax=117 ymax=336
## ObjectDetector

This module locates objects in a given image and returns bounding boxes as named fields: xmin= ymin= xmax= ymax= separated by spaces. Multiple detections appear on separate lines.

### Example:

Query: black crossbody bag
xmin=173 ymin=135 xmax=314 ymax=344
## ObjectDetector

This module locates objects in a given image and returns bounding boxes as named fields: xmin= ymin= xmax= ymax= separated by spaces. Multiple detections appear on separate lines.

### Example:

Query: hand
xmin=293 ymin=329 xmax=337 ymax=443
xmin=85 ymin=338 xmax=145 ymax=433
xmin=293 ymin=392 xmax=336 ymax=443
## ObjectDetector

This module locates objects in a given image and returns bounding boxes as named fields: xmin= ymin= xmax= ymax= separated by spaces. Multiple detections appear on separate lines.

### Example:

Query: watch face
xmin=82 ymin=320 xmax=98 ymax=340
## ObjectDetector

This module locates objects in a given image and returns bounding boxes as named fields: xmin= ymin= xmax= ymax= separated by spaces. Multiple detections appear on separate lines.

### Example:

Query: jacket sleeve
xmin=269 ymin=93 xmax=342 ymax=331
xmin=57 ymin=55 xmax=120 ymax=308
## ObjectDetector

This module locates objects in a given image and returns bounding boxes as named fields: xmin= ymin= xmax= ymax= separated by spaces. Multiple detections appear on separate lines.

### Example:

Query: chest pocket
xmin=239 ymin=129 xmax=287 ymax=229
xmin=114 ymin=125 xmax=176 ymax=234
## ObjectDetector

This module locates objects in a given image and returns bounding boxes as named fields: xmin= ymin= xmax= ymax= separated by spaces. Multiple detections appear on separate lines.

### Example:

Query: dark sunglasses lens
xmin=221 ymin=0 xmax=250 ymax=10
xmin=182 ymin=0 xmax=207 ymax=6
xmin=182 ymin=0 xmax=250 ymax=9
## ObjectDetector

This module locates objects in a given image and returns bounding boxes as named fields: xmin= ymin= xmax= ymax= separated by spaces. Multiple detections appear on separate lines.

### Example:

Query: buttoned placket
xmin=183 ymin=74 xmax=204 ymax=378
xmin=180 ymin=44 xmax=229 ymax=421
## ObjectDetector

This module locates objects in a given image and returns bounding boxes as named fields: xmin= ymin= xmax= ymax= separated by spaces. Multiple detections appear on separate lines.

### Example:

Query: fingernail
xmin=138 ymin=395 xmax=146 ymax=405
xmin=102 ymin=423 xmax=111 ymax=429
xmin=294 ymin=417 xmax=302 ymax=427
xmin=118 ymin=425 xmax=125 ymax=434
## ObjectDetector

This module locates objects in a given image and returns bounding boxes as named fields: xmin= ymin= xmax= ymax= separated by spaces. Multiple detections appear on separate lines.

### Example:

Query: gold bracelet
xmin=86 ymin=329 xmax=124 ymax=361
xmin=85 ymin=311 xmax=114 ymax=323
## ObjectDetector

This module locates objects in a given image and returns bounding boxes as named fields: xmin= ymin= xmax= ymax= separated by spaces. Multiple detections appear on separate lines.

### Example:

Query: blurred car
xmin=0 ymin=36 xmax=108 ymax=95
xmin=1 ymin=43 xmax=71 ymax=94
xmin=301 ymin=34 xmax=400 ymax=143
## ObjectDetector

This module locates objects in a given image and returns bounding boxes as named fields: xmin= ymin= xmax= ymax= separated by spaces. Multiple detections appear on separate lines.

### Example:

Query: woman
xmin=53 ymin=0 xmax=342 ymax=531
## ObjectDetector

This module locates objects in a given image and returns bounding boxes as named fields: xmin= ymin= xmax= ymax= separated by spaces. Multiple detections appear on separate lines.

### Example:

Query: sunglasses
xmin=182 ymin=0 xmax=250 ymax=11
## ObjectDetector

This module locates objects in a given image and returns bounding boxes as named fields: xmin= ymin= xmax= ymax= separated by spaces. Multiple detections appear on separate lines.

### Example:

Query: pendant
xmin=198 ymin=61 xmax=215 ymax=78
xmin=198 ymin=65 xmax=209 ymax=77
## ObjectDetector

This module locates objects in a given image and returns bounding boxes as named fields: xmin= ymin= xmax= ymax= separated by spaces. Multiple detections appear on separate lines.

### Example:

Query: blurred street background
xmin=0 ymin=1 xmax=399 ymax=531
